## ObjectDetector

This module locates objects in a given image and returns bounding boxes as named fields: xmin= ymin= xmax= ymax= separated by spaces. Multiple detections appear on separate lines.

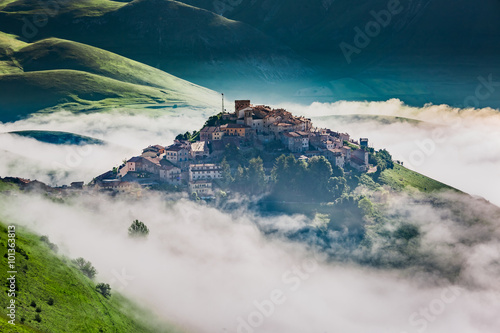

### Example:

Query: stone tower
xmin=235 ymin=100 xmax=251 ymax=113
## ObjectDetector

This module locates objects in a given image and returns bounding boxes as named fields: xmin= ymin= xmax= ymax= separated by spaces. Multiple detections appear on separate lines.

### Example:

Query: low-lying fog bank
xmin=1 ymin=189 xmax=499 ymax=333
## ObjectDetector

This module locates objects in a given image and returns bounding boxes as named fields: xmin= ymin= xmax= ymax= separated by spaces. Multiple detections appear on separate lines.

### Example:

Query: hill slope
xmin=2 ymin=0 xmax=499 ymax=107
xmin=0 ymin=69 xmax=179 ymax=120
xmin=0 ymin=0 xmax=308 ymax=83
xmin=0 ymin=34 xmax=221 ymax=121
xmin=180 ymin=0 xmax=500 ymax=61
xmin=175 ymin=0 xmax=500 ymax=107
xmin=0 ymin=220 xmax=180 ymax=332
xmin=379 ymin=164 xmax=457 ymax=193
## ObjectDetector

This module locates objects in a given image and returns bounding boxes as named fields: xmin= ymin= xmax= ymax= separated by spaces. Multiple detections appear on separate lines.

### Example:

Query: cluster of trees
xmin=218 ymin=153 xmax=348 ymax=202
xmin=175 ymin=131 xmax=199 ymax=142
xmin=369 ymin=149 xmax=394 ymax=178
xmin=271 ymin=155 xmax=347 ymax=202
xmin=203 ymin=112 xmax=231 ymax=127
xmin=220 ymin=156 xmax=266 ymax=195
xmin=213 ymin=143 xmax=396 ymax=208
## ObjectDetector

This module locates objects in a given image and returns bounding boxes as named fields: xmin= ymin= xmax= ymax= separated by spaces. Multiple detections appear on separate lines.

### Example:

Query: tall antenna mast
xmin=221 ymin=93 xmax=225 ymax=113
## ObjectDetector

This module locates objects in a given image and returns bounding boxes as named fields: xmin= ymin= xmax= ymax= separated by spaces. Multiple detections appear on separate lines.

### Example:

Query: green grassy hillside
xmin=0 ymin=0 xmax=126 ymax=15
xmin=0 ymin=69 xmax=178 ymax=120
xmin=0 ymin=32 xmax=25 ymax=74
xmin=0 ymin=33 xmax=220 ymax=121
xmin=0 ymin=179 xmax=19 ymax=192
xmin=379 ymin=164 xmax=457 ymax=193
xmin=14 ymin=38 xmax=218 ymax=102
xmin=0 ymin=0 xmax=305 ymax=83
xmin=0 ymin=220 xmax=180 ymax=333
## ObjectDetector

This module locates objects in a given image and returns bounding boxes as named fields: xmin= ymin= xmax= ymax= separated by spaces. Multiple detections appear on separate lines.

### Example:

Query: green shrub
xmin=72 ymin=257 xmax=97 ymax=279
xmin=96 ymin=283 xmax=111 ymax=298
xmin=394 ymin=223 xmax=420 ymax=241
xmin=128 ymin=220 xmax=149 ymax=238
xmin=40 ymin=235 xmax=59 ymax=253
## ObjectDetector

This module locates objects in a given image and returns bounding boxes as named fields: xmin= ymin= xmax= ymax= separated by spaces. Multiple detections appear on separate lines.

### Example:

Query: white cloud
xmin=282 ymin=99 xmax=500 ymax=206
xmin=0 ymin=108 xmax=211 ymax=185
xmin=1 ymin=191 xmax=499 ymax=333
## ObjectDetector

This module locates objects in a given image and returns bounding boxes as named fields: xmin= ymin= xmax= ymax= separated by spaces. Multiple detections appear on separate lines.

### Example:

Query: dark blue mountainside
xmin=1 ymin=0 xmax=499 ymax=110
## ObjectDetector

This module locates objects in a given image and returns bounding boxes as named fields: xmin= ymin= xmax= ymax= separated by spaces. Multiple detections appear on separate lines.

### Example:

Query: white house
xmin=165 ymin=144 xmax=190 ymax=163
xmin=189 ymin=164 xmax=222 ymax=181
xmin=159 ymin=163 xmax=182 ymax=185
xmin=281 ymin=131 xmax=309 ymax=153
xmin=296 ymin=131 xmax=310 ymax=151
xmin=212 ymin=129 xmax=224 ymax=141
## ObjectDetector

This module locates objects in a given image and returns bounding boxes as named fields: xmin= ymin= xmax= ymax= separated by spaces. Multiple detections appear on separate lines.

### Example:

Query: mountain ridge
xmin=0 ymin=33 xmax=221 ymax=120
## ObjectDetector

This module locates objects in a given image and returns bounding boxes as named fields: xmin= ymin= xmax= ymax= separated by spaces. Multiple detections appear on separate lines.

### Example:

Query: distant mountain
xmin=1 ymin=0 xmax=499 ymax=107
xmin=179 ymin=0 xmax=500 ymax=65
xmin=175 ymin=0 xmax=500 ymax=107
xmin=0 ymin=33 xmax=220 ymax=121
xmin=0 ymin=0 xmax=310 ymax=84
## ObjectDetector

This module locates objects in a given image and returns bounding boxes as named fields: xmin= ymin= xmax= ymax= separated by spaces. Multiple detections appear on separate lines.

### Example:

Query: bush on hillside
xmin=96 ymin=283 xmax=111 ymax=298
xmin=72 ymin=257 xmax=97 ymax=279
xmin=40 ymin=235 xmax=59 ymax=253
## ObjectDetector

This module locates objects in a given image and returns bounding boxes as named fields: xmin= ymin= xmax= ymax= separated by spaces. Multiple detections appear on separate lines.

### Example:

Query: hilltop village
xmin=93 ymin=100 xmax=372 ymax=197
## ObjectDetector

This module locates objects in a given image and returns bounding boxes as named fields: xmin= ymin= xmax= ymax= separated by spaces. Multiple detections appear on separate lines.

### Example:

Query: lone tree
xmin=95 ymin=283 xmax=111 ymax=298
xmin=72 ymin=257 xmax=97 ymax=279
xmin=128 ymin=220 xmax=149 ymax=238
